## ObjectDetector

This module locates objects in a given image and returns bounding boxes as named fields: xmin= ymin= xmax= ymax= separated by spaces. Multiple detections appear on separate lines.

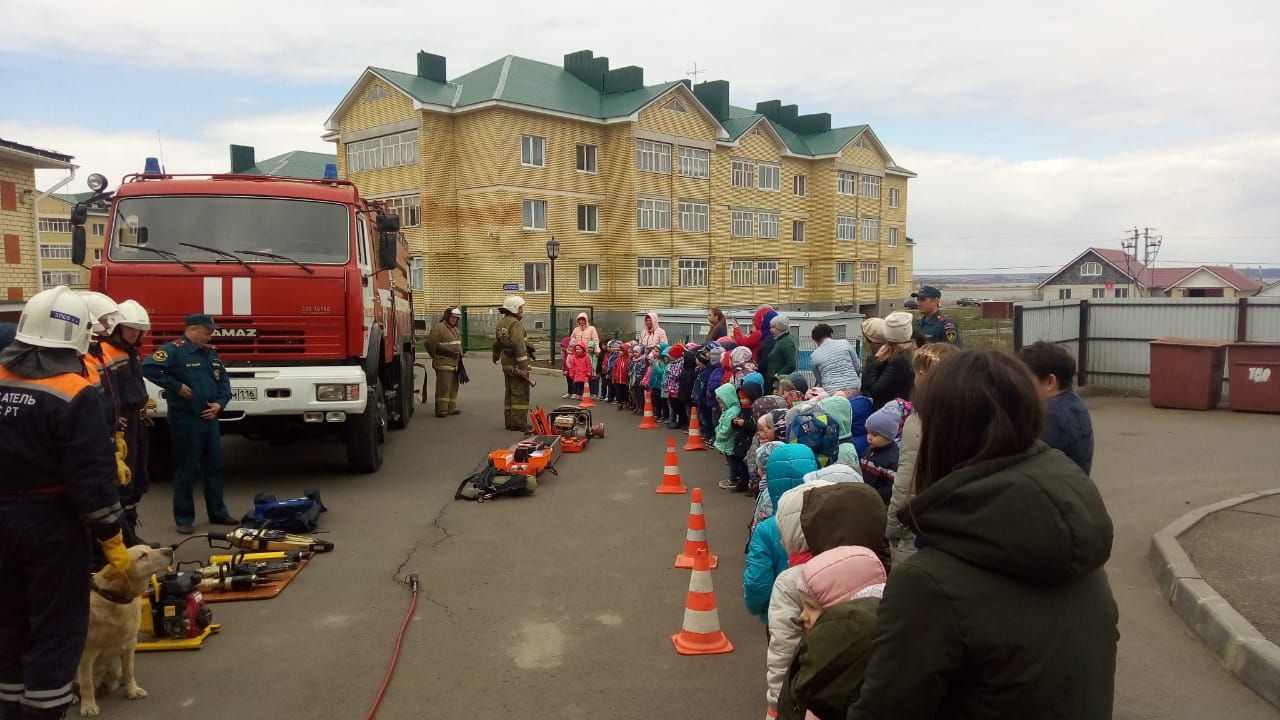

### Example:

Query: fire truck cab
xmin=71 ymin=163 xmax=415 ymax=474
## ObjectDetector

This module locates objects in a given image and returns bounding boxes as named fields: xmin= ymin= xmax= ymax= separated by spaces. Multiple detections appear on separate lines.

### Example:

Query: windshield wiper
xmin=233 ymin=249 xmax=315 ymax=275
xmin=128 ymin=245 xmax=195 ymax=272
xmin=179 ymin=242 xmax=255 ymax=272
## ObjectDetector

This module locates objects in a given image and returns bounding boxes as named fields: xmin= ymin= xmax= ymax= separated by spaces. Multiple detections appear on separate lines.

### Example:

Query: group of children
xmin=559 ymin=336 xmax=703 ymax=431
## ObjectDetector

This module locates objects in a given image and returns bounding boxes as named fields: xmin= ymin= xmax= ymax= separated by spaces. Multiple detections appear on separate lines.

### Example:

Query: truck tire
xmin=388 ymin=357 xmax=413 ymax=430
xmin=346 ymin=378 xmax=387 ymax=473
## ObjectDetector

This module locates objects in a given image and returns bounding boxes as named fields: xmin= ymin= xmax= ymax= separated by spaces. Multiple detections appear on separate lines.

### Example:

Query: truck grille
xmin=147 ymin=324 xmax=341 ymax=360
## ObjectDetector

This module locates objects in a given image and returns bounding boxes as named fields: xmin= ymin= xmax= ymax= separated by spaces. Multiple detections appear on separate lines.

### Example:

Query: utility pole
xmin=1121 ymin=227 xmax=1140 ymax=296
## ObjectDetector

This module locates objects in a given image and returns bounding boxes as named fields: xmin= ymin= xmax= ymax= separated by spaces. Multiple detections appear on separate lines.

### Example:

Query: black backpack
xmin=454 ymin=462 xmax=535 ymax=503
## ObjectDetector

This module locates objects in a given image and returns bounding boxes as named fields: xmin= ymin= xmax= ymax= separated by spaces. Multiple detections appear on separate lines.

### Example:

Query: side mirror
xmin=377 ymin=232 xmax=398 ymax=272
xmin=376 ymin=212 xmax=400 ymax=234
xmin=71 ymin=226 xmax=87 ymax=265
xmin=70 ymin=205 xmax=88 ymax=227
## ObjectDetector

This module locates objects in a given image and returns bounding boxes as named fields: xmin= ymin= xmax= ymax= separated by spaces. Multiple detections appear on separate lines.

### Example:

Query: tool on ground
xmin=549 ymin=405 xmax=604 ymax=452
xmin=684 ymin=410 xmax=706 ymax=451
xmin=195 ymin=575 xmax=272 ymax=593
xmin=675 ymin=488 xmax=718 ymax=569
xmin=639 ymin=390 xmax=659 ymax=429
xmin=145 ymin=571 xmax=214 ymax=640
xmin=488 ymin=435 xmax=561 ymax=478
xmin=529 ymin=407 xmax=553 ymax=436
xmin=208 ymin=527 xmax=335 ymax=554
xmin=656 ymin=436 xmax=688 ymax=495
xmin=195 ymin=560 xmax=298 ymax=580
xmin=578 ymin=383 xmax=596 ymax=408
xmin=672 ymin=548 xmax=733 ymax=656
xmin=209 ymin=550 xmax=304 ymax=565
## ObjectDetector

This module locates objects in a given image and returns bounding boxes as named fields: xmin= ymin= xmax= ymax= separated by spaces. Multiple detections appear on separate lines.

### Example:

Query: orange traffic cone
xmin=675 ymin=488 xmax=718 ymax=569
xmin=639 ymin=391 xmax=659 ymax=429
xmin=671 ymin=548 xmax=733 ymax=656
xmin=656 ymin=436 xmax=687 ymax=495
xmin=683 ymin=409 xmax=706 ymax=451
xmin=579 ymin=382 xmax=596 ymax=409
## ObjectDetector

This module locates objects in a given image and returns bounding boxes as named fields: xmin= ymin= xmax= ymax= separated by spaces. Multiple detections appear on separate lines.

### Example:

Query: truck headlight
xmin=316 ymin=383 xmax=361 ymax=402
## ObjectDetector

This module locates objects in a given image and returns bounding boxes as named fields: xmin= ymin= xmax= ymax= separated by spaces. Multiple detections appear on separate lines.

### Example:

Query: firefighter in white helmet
xmin=107 ymin=299 xmax=154 ymax=539
xmin=0 ymin=286 xmax=131 ymax=719
xmin=493 ymin=296 xmax=534 ymax=431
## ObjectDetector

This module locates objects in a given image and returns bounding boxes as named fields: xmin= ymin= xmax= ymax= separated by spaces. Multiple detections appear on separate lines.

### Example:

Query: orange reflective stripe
xmin=0 ymin=365 xmax=92 ymax=399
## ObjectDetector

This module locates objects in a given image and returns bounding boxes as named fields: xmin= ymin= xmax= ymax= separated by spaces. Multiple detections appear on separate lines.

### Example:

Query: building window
xmin=679 ymin=258 xmax=708 ymax=288
xmin=860 ymin=262 xmax=879 ymax=285
xmin=1081 ymin=261 xmax=1103 ymax=276
xmin=576 ymin=144 xmax=597 ymax=173
xmin=367 ymin=85 xmax=389 ymax=101
xmin=793 ymin=220 xmax=806 ymax=243
xmin=636 ymin=140 xmax=671 ymax=174
xmin=1114 ymin=287 xmax=1129 ymax=298
xmin=861 ymin=217 xmax=880 ymax=243
xmin=758 ymin=212 xmax=780 ymax=239
xmin=409 ymin=255 xmax=424 ymax=290
xmin=522 ymin=199 xmax=547 ymax=230
xmin=41 ymin=270 xmax=80 ymax=285
xmin=756 ymin=260 xmax=779 ymax=286
xmin=382 ymin=194 xmax=421 ymax=228
xmin=39 ymin=244 xmax=72 ymax=260
xmin=1091 ymin=288 xmax=1106 ymax=299
xmin=887 ymin=267 xmax=898 ymax=286
xmin=346 ymin=131 xmax=418 ymax=174
xmin=37 ymin=218 xmax=72 ymax=233
xmin=835 ymin=262 xmax=854 ymax=284
xmin=758 ymin=163 xmax=781 ymax=191
xmin=794 ymin=174 xmax=807 ymax=197
xmin=837 ymin=214 xmax=857 ymax=241
xmin=731 ymin=210 xmax=754 ymax=238
xmin=524 ymin=262 xmax=549 ymax=293
xmin=93 ymin=248 xmax=103 ymax=261
xmin=679 ymin=201 xmax=709 ymax=233
xmin=1058 ymin=288 xmax=1072 ymax=300
xmin=577 ymin=204 xmax=598 ymax=233
xmin=837 ymin=170 xmax=857 ymax=196
xmin=637 ymin=257 xmax=671 ymax=288
xmin=855 ymin=137 xmax=869 ymax=149
xmin=637 ymin=198 xmax=671 ymax=231
xmin=889 ymin=187 xmax=901 ymax=208
xmin=679 ymin=147 xmax=709 ymax=179
xmin=861 ymin=174 xmax=881 ymax=199
xmin=521 ymin=134 xmax=546 ymax=167
xmin=663 ymin=97 xmax=688 ymax=112
xmin=579 ymin=263 xmax=600 ymax=292
xmin=731 ymin=159 xmax=755 ymax=188
xmin=792 ymin=265 xmax=805 ymax=288
xmin=887 ymin=228 xmax=899 ymax=247
xmin=92 ymin=222 xmax=105 ymax=237
xmin=730 ymin=260 xmax=754 ymax=286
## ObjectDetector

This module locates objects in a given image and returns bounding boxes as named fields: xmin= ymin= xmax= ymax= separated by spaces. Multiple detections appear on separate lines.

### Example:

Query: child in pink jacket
xmin=566 ymin=342 xmax=594 ymax=397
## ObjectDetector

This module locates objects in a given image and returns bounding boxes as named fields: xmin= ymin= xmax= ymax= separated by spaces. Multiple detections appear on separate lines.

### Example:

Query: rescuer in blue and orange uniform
xmin=0 ymin=286 xmax=132 ymax=720
xmin=142 ymin=313 xmax=235 ymax=534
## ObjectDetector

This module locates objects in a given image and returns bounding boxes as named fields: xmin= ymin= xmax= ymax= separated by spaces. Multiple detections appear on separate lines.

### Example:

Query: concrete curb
xmin=1149 ymin=488 xmax=1280 ymax=708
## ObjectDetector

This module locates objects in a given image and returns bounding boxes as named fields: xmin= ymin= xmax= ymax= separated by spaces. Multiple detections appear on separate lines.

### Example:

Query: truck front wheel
xmin=388 ymin=357 xmax=414 ymax=430
xmin=346 ymin=378 xmax=387 ymax=473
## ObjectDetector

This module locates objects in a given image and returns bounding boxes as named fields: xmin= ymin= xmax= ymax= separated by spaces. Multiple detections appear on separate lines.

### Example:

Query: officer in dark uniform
xmin=911 ymin=284 xmax=962 ymax=346
xmin=0 ymin=286 xmax=131 ymax=720
xmin=142 ymin=314 xmax=235 ymax=534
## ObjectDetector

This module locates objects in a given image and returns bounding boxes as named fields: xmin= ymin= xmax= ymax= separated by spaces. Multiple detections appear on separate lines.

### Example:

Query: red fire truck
xmin=69 ymin=161 xmax=416 ymax=474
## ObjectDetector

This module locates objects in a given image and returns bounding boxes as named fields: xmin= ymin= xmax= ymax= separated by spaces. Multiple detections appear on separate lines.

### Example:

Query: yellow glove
xmin=113 ymin=431 xmax=131 ymax=487
xmin=98 ymin=530 xmax=131 ymax=576
xmin=145 ymin=398 xmax=157 ymax=410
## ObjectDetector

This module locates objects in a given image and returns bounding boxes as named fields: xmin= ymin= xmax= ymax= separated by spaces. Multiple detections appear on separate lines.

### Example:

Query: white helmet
xmin=16 ymin=285 xmax=93 ymax=354
xmin=502 ymin=295 xmax=526 ymax=314
xmin=77 ymin=291 xmax=122 ymax=336
xmin=116 ymin=299 xmax=151 ymax=331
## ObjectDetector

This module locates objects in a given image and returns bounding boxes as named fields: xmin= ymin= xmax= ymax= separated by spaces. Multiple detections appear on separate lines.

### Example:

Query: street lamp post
xmin=546 ymin=237 xmax=561 ymax=366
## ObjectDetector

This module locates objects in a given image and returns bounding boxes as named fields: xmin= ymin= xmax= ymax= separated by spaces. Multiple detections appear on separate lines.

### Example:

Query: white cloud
xmin=5 ymin=109 xmax=334 ymax=194
xmin=6 ymin=0 xmax=1277 ymax=136
xmin=899 ymin=132 xmax=1280 ymax=272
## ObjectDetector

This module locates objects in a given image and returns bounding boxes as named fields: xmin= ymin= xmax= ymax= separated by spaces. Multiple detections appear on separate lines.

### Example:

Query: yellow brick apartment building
xmin=324 ymin=50 xmax=915 ymax=322
xmin=1 ymin=138 xmax=75 ymax=308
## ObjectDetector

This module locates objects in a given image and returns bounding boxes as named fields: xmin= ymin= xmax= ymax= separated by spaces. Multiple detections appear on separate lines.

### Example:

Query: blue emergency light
xmin=143 ymin=157 xmax=162 ymax=174
xmin=323 ymin=163 xmax=338 ymax=180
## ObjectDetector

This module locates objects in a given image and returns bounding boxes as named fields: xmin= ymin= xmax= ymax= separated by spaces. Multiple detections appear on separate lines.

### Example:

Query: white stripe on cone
xmin=688 ymin=571 xmax=714 ymax=594
xmin=681 ymin=607 xmax=722 ymax=634
xmin=664 ymin=467 xmax=680 ymax=476
xmin=685 ymin=528 xmax=707 ymax=541
xmin=689 ymin=503 xmax=703 ymax=514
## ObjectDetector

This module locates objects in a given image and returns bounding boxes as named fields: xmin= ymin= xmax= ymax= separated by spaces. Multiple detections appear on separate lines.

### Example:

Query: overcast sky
xmin=3 ymin=0 xmax=1277 ymax=274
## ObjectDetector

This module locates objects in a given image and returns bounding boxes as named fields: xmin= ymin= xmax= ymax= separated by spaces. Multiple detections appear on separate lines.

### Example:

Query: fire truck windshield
xmin=108 ymin=196 xmax=350 ymax=265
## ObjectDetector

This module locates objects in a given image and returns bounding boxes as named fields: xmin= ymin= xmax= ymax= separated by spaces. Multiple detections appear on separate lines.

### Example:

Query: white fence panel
xmin=1019 ymin=301 xmax=1081 ymax=344
xmin=1246 ymin=299 xmax=1280 ymax=342
xmin=1088 ymin=298 xmax=1238 ymax=342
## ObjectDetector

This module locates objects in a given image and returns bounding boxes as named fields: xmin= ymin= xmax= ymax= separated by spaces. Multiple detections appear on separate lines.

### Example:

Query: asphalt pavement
xmin=101 ymin=367 xmax=1280 ymax=719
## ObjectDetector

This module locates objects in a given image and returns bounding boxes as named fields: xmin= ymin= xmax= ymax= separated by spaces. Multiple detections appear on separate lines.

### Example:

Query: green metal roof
xmin=242 ymin=150 xmax=337 ymax=179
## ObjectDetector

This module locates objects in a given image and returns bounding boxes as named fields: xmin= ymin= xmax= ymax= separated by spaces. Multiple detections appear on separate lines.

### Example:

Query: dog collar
xmin=91 ymin=581 xmax=136 ymax=605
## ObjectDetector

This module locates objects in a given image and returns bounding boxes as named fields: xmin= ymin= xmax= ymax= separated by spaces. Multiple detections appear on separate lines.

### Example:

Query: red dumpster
xmin=1227 ymin=342 xmax=1280 ymax=414
xmin=1149 ymin=338 xmax=1229 ymax=410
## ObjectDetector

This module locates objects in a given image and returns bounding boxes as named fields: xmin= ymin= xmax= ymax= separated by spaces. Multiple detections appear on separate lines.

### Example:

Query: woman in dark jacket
xmin=705 ymin=307 xmax=727 ymax=342
xmin=850 ymin=350 xmax=1118 ymax=720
